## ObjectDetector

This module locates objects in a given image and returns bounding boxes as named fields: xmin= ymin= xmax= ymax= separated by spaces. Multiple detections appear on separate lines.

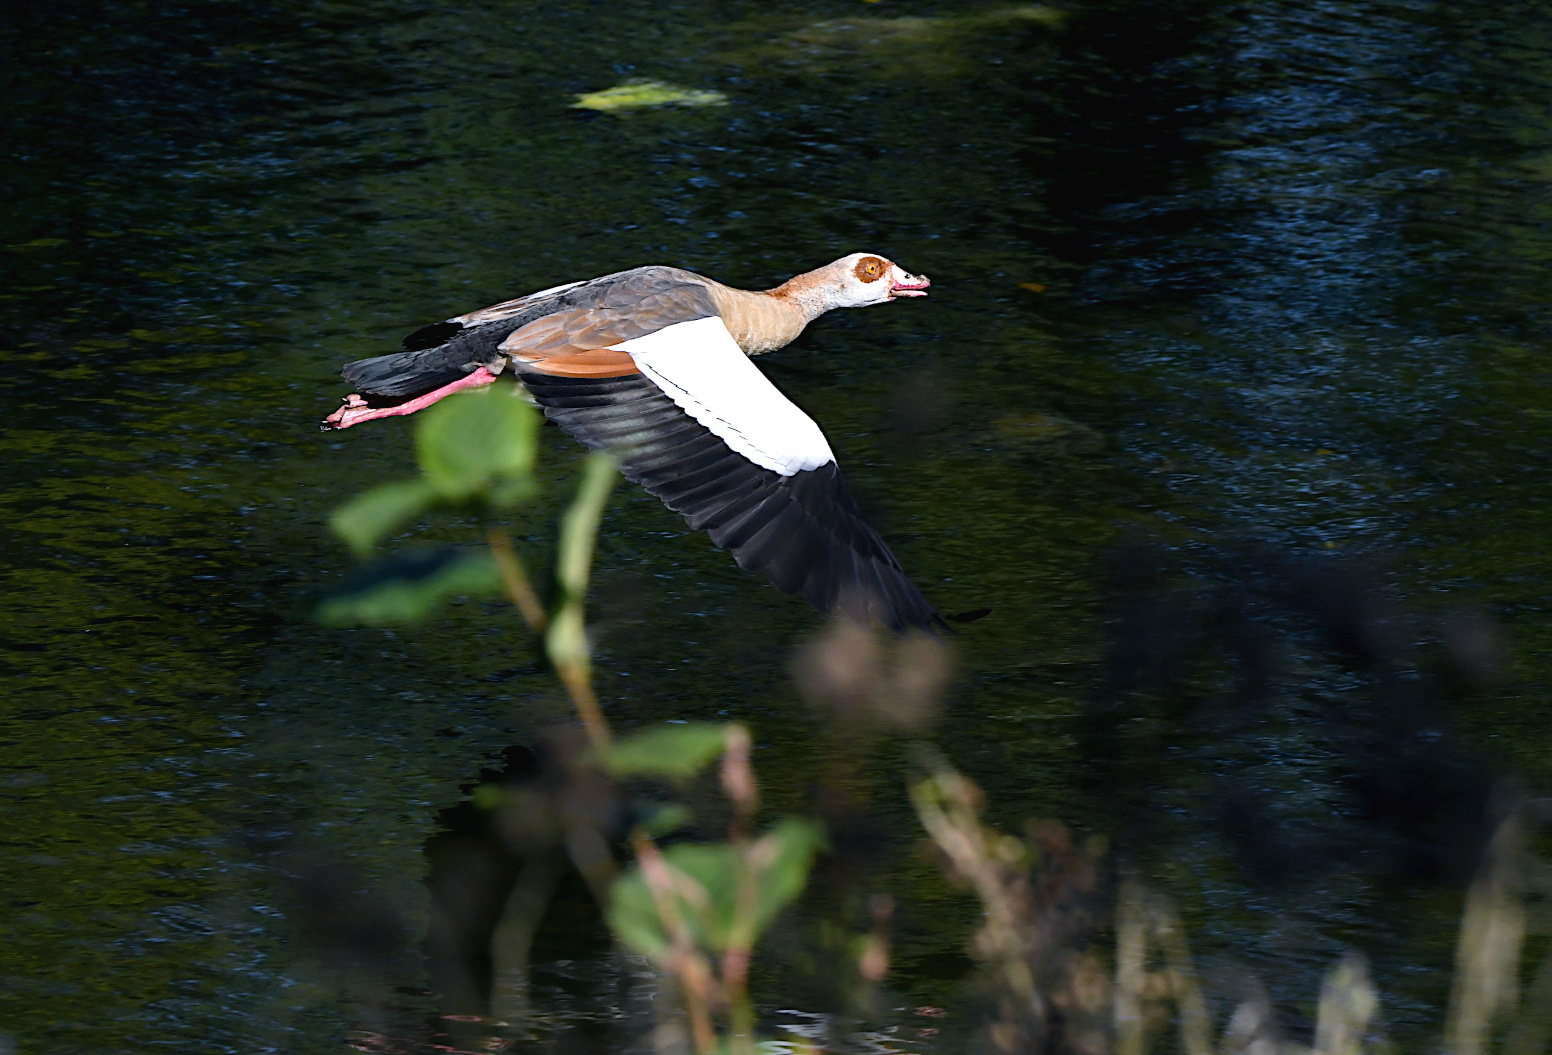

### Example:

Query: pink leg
xmin=322 ymin=367 xmax=499 ymax=430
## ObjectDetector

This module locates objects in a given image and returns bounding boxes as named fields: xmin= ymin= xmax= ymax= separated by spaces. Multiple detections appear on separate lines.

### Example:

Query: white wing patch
xmin=615 ymin=317 xmax=835 ymax=477
xmin=525 ymin=279 xmax=587 ymax=300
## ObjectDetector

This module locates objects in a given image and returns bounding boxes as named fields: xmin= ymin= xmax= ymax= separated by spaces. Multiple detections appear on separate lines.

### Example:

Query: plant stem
xmin=721 ymin=724 xmax=760 ymax=1055
xmin=486 ymin=525 xmax=549 ymax=633
xmin=723 ymin=858 xmax=758 ymax=1055
xmin=548 ymin=454 xmax=617 ymax=751
xmin=1114 ymin=882 xmax=1146 ymax=1055
xmin=557 ymin=660 xmax=611 ymax=752
xmin=633 ymin=832 xmax=719 ymax=1054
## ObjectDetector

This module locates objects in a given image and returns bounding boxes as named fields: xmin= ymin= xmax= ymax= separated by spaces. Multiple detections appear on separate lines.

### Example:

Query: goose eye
xmin=854 ymin=257 xmax=888 ymax=282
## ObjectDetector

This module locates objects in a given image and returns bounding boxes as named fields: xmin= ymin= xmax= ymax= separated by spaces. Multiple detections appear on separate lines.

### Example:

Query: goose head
xmin=775 ymin=253 xmax=931 ymax=314
xmin=829 ymin=252 xmax=932 ymax=307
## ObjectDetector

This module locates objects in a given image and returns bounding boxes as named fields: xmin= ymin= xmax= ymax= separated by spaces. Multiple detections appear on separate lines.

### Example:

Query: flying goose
xmin=323 ymin=254 xmax=937 ymax=630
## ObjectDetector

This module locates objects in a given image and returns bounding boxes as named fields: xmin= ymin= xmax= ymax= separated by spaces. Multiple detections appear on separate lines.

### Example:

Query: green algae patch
xmin=571 ymin=80 xmax=728 ymax=113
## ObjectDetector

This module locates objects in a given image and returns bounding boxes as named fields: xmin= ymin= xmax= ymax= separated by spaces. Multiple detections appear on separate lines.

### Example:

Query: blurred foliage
xmin=319 ymin=386 xmax=830 ymax=1054
xmin=609 ymin=818 xmax=826 ymax=961
xmin=315 ymin=547 xmax=502 ymax=626
xmin=318 ymin=388 xmax=544 ymax=623
xmin=545 ymin=450 xmax=616 ymax=738
xmin=329 ymin=478 xmax=440 ymax=558
xmin=329 ymin=387 xmax=540 ymax=558
xmin=603 ymin=722 xmax=733 ymax=781
xmin=910 ymin=760 xmax=1552 ymax=1055
xmin=415 ymin=387 xmax=540 ymax=505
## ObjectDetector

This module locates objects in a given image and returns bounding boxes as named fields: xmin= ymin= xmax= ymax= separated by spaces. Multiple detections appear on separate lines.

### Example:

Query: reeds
xmin=912 ymin=752 xmax=1549 ymax=1055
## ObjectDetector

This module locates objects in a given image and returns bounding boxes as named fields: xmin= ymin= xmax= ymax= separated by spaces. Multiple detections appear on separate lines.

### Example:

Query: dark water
xmin=4 ymin=0 xmax=1552 ymax=1050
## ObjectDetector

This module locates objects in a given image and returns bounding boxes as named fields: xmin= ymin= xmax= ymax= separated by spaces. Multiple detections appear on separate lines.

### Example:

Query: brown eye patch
xmin=854 ymin=256 xmax=889 ymax=283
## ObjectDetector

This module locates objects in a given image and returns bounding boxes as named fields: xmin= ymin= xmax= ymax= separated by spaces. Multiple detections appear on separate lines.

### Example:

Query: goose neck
xmin=766 ymin=274 xmax=837 ymax=323
xmin=709 ymin=282 xmax=816 ymax=355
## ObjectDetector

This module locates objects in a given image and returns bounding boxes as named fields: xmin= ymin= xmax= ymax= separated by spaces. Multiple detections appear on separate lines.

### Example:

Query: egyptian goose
xmin=323 ymin=254 xmax=936 ymax=630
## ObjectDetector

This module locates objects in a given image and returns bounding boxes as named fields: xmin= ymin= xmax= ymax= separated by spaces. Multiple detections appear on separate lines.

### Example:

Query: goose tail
xmin=339 ymin=320 xmax=506 ymax=403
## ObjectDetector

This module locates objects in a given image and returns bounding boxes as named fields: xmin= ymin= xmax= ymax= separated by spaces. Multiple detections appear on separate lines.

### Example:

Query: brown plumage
xmin=323 ymin=254 xmax=939 ymax=629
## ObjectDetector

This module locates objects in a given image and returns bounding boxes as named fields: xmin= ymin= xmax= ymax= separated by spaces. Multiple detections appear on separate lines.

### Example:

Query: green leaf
xmin=607 ymin=870 xmax=676 ymax=960
xmin=740 ymin=818 xmax=827 ymax=939
xmin=604 ymin=723 xmax=731 ymax=780
xmin=636 ymin=802 xmax=694 ymax=838
xmin=471 ymin=784 xmax=505 ymax=811
xmin=316 ymin=547 xmax=503 ymax=626
xmin=329 ymin=478 xmax=439 ymax=558
xmin=606 ymin=819 xmax=825 ymax=961
xmin=487 ymin=474 xmax=540 ymax=510
xmin=416 ymin=386 xmax=540 ymax=502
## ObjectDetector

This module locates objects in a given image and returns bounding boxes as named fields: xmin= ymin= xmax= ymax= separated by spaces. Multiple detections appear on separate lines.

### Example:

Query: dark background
xmin=3 ymin=0 xmax=1551 ymax=1050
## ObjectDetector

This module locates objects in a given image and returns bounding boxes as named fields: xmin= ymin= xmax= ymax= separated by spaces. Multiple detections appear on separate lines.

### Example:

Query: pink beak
xmin=891 ymin=272 xmax=931 ymax=298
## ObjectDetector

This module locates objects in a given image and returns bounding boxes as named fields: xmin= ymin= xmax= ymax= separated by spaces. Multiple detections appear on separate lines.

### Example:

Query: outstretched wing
xmin=516 ymin=317 xmax=937 ymax=630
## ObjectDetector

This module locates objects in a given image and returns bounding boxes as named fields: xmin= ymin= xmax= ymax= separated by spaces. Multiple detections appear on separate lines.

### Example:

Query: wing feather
xmin=613 ymin=318 xmax=833 ymax=476
xmin=340 ymin=267 xmax=715 ymax=403
xmin=514 ymin=355 xmax=936 ymax=630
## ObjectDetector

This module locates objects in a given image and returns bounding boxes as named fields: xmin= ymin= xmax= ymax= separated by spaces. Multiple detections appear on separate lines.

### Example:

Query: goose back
xmin=340 ymin=266 xmax=714 ymax=402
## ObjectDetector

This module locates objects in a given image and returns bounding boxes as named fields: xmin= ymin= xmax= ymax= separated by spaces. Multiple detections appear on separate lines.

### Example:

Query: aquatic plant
xmin=320 ymin=386 xmax=830 ymax=1055
xmin=910 ymin=757 xmax=1552 ymax=1055
xmin=571 ymin=80 xmax=728 ymax=113
xmin=319 ymin=387 xmax=1552 ymax=1055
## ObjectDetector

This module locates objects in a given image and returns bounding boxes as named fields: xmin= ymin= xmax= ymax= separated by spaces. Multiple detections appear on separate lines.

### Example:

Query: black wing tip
xmin=824 ymin=576 xmax=942 ymax=635
xmin=944 ymin=607 xmax=991 ymax=624
xmin=400 ymin=320 xmax=465 ymax=352
xmin=519 ymin=364 xmax=949 ymax=633
xmin=856 ymin=604 xmax=944 ymax=635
